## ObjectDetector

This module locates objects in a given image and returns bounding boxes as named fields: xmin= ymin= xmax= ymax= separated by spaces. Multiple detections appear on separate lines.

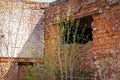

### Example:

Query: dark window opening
xmin=18 ymin=62 xmax=34 ymax=66
xmin=60 ymin=16 xmax=93 ymax=44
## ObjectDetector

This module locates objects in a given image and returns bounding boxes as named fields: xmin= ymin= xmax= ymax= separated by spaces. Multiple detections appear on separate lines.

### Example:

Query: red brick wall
xmin=44 ymin=0 xmax=120 ymax=79
xmin=92 ymin=4 xmax=120 ymax=79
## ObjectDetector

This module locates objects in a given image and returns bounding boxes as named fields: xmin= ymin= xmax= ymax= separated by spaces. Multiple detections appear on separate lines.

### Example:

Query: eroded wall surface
xmin=0 ymin=0 xmax=48 ymax=58
xmin=44 ymin=0 xmax=120 ymax=79
xmin=0 ymin=0 xmax=48 ymax=80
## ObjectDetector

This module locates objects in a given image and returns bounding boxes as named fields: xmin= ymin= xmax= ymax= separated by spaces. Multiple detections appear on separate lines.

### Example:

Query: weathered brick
xmin=44 ymin=0 xmax=120 ymax=79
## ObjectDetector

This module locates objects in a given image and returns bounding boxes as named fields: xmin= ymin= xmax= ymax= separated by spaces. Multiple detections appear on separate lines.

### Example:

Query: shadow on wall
xmin=3 ymin=16 xmax=44 ymax=80
xmin=18 ymin=15 xmax=44 ymax=58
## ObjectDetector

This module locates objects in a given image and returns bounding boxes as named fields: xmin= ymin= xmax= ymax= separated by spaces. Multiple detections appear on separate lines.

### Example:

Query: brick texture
xmin=0 ymin=0 xmax=48 ymax=80
xmin=44 ymin=0 xmax=120 ymax=79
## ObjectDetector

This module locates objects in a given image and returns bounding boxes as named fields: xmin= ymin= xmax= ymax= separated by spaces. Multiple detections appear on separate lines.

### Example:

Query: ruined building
xmin=44 ymin=0 xmax=120 ymax=80
xmin=0 ymin=0 xmax=48 ymax=79
xmin=0 ymin=0 xmax=120 ymax=80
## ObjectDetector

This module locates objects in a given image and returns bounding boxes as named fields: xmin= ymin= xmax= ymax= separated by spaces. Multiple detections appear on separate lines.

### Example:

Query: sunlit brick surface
xmin=44 ymin=0 xmax=120 ymax=79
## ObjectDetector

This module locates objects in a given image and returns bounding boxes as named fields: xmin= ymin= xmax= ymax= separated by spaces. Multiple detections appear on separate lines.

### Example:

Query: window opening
xmin=18 ymin=62 xmax=34 ymax=66
xmin=60 ymin=15 xmax=93 ymax=44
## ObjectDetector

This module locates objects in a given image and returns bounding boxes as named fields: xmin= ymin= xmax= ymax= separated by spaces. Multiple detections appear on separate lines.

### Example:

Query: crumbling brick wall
xmin=44 ymin=0 xmax=120 ymax=79
xmin=0 ymin=0 xmax=48 ymax=58
xmin=0 ymin=0 xmax=48 ymax=80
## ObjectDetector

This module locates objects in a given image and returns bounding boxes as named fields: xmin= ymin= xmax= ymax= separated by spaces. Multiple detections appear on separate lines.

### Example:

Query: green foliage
xmin=24 ymin=5 xmax=93 ymax=80
xmin=24 ymin=63 xmax=40 ymax=80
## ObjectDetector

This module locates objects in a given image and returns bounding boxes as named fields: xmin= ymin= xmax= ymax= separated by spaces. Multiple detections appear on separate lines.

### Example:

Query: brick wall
xmin=0 ymin=0 xmax=48 ymax=58
xmin=44 ymin=0 xmax=120 ymax=79
xmin=0 ymin=0 xmax=48 ymax=79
